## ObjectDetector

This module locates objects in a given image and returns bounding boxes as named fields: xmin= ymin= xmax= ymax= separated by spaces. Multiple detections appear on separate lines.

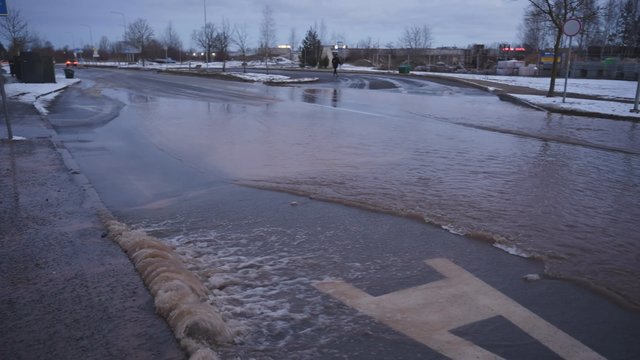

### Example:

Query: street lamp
xmin=65 ymin=31 xmax=76 ymax=50
xmin=203 ymin=0 xmax=208 ymax=68
xmin=80 ymin=24 xmax=94 ymax=63
xmin=110 ymin=11 xmax=126 ymax=41
xmin=111 ymin=11 xmax=127 ymax=63
xmin=80 ymin=24 xmax=94 ymax=47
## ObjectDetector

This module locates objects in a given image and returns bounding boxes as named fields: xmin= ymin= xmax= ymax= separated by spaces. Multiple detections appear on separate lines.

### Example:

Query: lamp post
xmin=65 ymin=31 xmax=76 ymax=50
xmin=111 ymin=11 xmax=126 ymax=63
xmin=203 ymin=0 xmax=208 ymax=69
xmin=80 ymin=24 xmax=94 ymax=63
xmin=80 ymin=24 xmax=93 ymax=47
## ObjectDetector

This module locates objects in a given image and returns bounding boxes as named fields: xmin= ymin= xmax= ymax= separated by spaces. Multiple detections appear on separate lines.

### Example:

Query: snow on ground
xmin=229 ymin=72 xmax=318 ymax=83
xmin=409 ymin=72 xmax=639 ymax=119
xmin=4 ymin=61 xmax=637 ymax=119
xmin=511 ymin=94 xmax=640 ymax=119
xmin=411 ymin=71 xmax=635 ymax=100
xmin=340 ymin=64 xmax=394 ymax=73
xmin=86 ymin=59 xmax=316 ymax=83
xmin=5 ymin=77 xmax=80 ymax=102
xmin=4 ymin=76 xmax=80 ymax=115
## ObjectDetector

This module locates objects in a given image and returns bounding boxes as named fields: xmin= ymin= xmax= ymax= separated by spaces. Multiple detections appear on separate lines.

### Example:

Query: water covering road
xmin=47 ymin=67 xmax=640 ymax=358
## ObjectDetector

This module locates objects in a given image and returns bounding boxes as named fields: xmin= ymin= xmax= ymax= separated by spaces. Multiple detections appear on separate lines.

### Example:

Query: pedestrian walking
xmin=332 ymin=56 xmax=340 ymax=77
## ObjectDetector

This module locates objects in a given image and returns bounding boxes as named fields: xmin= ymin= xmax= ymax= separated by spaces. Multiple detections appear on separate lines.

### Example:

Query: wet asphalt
xmin=0 ymin=101 xmax=185 ymax=359
xmin=2 ymin=67 xmax=640 ymax=359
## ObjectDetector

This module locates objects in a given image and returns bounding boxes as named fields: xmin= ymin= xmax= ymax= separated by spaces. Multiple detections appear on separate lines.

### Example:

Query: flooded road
xmin=48 ymin=68 xmax=640 ymax=357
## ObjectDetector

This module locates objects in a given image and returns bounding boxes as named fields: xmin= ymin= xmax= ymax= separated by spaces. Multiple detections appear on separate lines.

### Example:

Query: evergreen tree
xmin=298 ymin=27 xmax=321 ymax=67
xmin=616 ymin=0 xmax=640 ymax=56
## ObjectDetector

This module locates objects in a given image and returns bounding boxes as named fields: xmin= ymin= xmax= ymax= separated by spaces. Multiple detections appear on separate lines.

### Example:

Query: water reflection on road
xmin=50 ymin=69 xmax=640 ymax=313
xmin=114 ymin=84 xmax=640 ymax=309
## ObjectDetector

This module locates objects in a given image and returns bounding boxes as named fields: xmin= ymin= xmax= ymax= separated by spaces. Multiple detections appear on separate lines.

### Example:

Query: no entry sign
xmin=563 ymin=19 xmax=582 ymax=37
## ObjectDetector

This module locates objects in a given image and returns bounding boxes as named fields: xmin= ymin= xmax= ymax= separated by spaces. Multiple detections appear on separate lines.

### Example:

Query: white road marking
xmin=314 ymin=258 xmax=605 ymax=360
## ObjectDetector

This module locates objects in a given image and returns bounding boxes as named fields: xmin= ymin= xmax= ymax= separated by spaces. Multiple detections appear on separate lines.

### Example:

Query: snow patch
xmin=228 ymin=72 xmax=317 ymax=83
xmin=417 ymin=72 xmax=635 ymax=100
xmin=512 ymin=94 xmax=640 ymax=119
xmin=5 ymin=76 xmax=80 ymax=112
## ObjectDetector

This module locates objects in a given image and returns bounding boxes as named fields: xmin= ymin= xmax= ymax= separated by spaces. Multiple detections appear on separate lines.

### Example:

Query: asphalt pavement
xmin=1 ymin=69 xmax=640 ymax=359
xmin=0 ymin=100 xmax=185 ymax=360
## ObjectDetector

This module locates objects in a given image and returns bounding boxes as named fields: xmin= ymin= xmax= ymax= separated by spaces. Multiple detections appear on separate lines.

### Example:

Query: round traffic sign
xmin=563 ymin=19 xmax=582 ymax=37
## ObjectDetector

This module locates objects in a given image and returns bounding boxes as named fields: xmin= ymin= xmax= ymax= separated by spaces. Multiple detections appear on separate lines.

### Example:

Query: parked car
xmin=154 ymin=58 xmax=176 ymax=64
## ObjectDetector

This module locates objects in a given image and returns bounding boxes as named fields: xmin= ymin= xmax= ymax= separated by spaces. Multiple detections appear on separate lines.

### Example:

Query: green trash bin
xmin=398 ymin=64 xmax=411 ymax=74
xmin=64 ymin=68 xmax=74 ymax=79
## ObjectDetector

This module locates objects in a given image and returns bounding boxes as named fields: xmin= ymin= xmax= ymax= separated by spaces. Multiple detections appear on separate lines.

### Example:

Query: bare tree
xmin=260 ymin=5 xmax=276 ymax=73
xmin=98 ymin=35 xmax=111 ymax=59
xmin=233 ymin=23 xmax=249 ymax=72
xmin=30 ymin=34 xmax=54 ymax=56
xmin=125 ymin=18 xmax=154 ymax=66
xmin=616 ymin=0 xmax=640 ymax=57
xmin=356 ymin=37 xmax=378 ymax=62
xmin=0 ymin=8 xmax=30 ymax=56
xmin=575 ymin=0 xmax=601 ymax=53
xmin=527 ymin=0 xmax=597 ymax=96
xmin=161 ymin=22 xmax=183 ymax=61
xmin=399 ymin=24 xmax=433 ymax=50
xmin=399 ymin=24 xmax=433 ymax=65
xmin=214 ymin=18 xmax=232 ymax=71
xmin=600 ymin=0 xmax=621 ymax=58
xmin=519 ymin=7 xmax=553 ymax=52
xmin=191 ymin=22 xmax=216 ymax=63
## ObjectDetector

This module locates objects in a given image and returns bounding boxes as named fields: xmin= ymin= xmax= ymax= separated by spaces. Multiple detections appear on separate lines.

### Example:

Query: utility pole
xmin=632 ymin=69 xmax=640 ymax=113
xmin=0 ymin=76 xmax=12 ymax=140
xmin=111 ymin=11 xmax=126 ymax=63
xmin=562 ymin=19 xmax=581 ymax=104
xmin=204 ymin=0 xmax=209 ymax=69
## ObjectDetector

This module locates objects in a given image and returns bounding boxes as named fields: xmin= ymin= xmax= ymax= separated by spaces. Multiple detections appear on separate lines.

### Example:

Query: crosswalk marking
xmin=314 ymin=258 xmax=605 ymax=360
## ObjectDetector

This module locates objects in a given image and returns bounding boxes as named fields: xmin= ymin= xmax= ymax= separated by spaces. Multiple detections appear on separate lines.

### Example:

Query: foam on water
xmin=135 ymin=220 xmax=373 ymax=358
xmin=100 ymin=214 xmax=233 ymax=359
xmin=492 ymin=243 xmax=533 ymax=259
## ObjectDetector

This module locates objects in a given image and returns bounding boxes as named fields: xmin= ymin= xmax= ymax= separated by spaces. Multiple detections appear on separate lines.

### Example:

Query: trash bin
xmin=64 ymin=68 xmax=74 ymax=79
xmin=398 ymin=64 xmax=411 ymax=74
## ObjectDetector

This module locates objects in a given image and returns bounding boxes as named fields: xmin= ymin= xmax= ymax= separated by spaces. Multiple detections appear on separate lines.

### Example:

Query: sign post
xmin=562 ymin=19 xmax=581 ymax=103
xmin=632 ymin=66 xmax=640 ymax=113
xmin=0 ymin=75 xmax=12 ymax=140
xmin=1 ymin=0 xmax=11 ymax=139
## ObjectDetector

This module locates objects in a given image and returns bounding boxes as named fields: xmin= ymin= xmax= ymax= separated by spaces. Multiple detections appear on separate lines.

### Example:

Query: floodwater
xmin=51 ymin=72 xmax=640 ymax=357
xmin=101 ymin=83 xmax=640 ymax=307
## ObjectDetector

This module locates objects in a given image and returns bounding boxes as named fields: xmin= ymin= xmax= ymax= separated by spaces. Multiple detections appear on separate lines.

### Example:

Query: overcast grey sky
xmin=16 ymin=0 xmax=527 ymax=50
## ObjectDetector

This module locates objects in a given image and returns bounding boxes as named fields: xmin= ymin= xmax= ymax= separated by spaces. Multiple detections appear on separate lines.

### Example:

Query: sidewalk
xmin=0 ymin=99 xmax=185 ymax=359
xmin=414 ymin=72 xmax=640 ymax=121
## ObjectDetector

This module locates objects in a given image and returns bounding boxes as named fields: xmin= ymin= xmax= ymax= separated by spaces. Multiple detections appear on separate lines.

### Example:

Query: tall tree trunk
xmin=547 ymin=30 xmax=563 ymax=97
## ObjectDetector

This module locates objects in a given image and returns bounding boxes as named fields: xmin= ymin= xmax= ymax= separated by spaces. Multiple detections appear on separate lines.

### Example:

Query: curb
xmin=27 ymin=86 xmax=233 ymax=359
xmin=34 ymin=79 xmax=82 ymax=100
xmin=413 ymin=73 xmax=640 ymax=122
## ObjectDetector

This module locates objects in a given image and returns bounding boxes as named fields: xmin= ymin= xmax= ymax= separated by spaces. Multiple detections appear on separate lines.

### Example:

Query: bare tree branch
xmin=0 ymin=8 xmax=30 ymax=55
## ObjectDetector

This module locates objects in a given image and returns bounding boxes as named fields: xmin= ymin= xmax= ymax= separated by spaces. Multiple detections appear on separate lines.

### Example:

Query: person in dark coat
xmin=332 ymin=56 xmax=340 ymax=77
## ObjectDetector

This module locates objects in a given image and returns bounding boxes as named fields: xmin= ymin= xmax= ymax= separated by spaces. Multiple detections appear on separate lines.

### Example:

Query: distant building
xmin=113 ymin=41 xmax=140 ymax=63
